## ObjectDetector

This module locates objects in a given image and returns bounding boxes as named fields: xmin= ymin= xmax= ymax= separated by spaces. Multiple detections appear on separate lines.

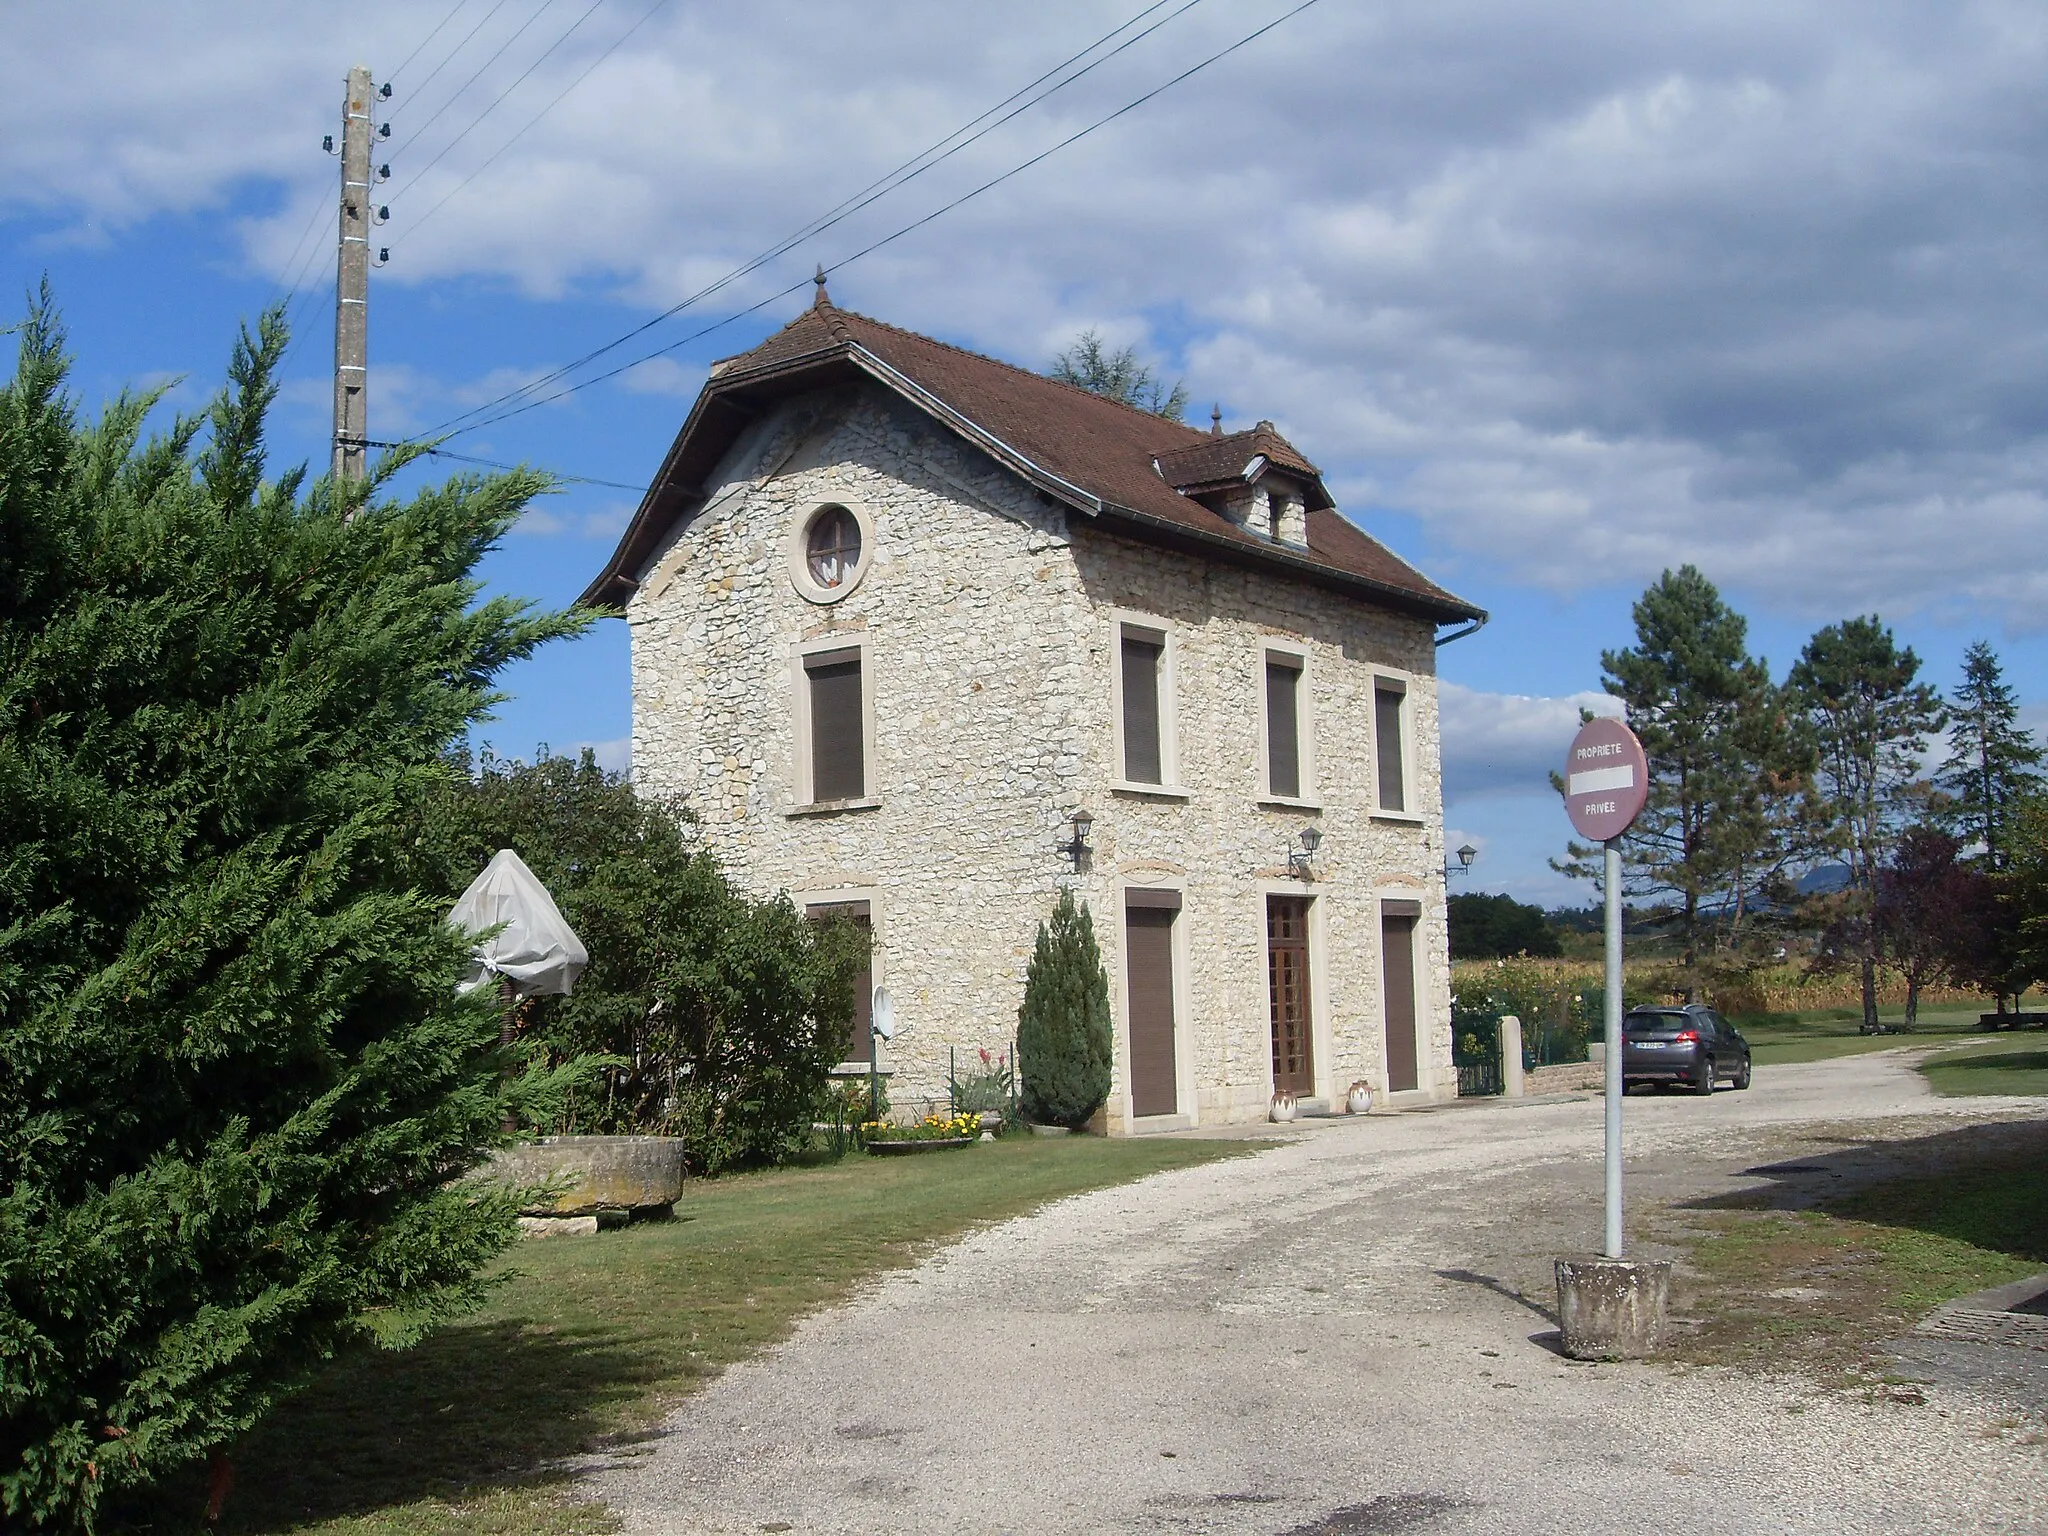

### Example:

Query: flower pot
xmin=1345 ymin=1080 xmax=1374 ymax=1115
xmin=1270 ymin=1091 xmax=1299 ymax=1123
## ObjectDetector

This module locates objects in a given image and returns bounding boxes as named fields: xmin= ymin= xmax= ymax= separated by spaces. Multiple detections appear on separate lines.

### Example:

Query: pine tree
xmin=1048 ymin=331 xmax=1189 ymax=421
xmin=1936 ymin=641 xmax=2044 ymax=871
xmin=1789 ymin=616 xmax=1947 ymax=1033
xmin=0 ymin=297 xmax=588 ymax=1529
xmin=1016 ymin=889 xmax=1113 ymax=1129
xmin=1555 ymin=567 xmax=1812 ymax=997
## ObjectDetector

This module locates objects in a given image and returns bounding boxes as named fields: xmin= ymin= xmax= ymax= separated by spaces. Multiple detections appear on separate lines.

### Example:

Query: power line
xmin=391 ymin=0 xmax=475 ymax=82
xmin=415 ymin=0 xmax=1207 ymax=438
xmin=356 ymin=438 xmax=647 ymax=490
xmin=390 ymin=0 xmax=558 ymax=158
xmin=436 ymin=0 xmax=1326 ymax=446
xmin=386 ymin=0 xmax=521 ymax=124
xmin=394 ymin=0 xmax=674 ymax=243
xmin=385 ymin=0 xmax=610 ymax=207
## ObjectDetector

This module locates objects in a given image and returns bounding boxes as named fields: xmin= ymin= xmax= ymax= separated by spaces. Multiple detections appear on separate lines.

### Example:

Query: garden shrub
xmin=1016 ymin=890 xmax=1112 ymax=1129
xmin=0 ymin=301 xmax=590 ymax=1528
xmin=412 ymin=748 xmax=867 ymax=1172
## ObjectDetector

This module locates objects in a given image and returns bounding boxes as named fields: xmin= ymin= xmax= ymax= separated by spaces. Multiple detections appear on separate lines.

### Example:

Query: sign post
xmin=1553 ymin=717 xmax=1672 ymax=1360
xmin=1562 ymin=715 xmax=1648 ymax=1258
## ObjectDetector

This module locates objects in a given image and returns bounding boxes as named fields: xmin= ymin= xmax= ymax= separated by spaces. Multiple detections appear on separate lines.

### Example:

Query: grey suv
xmin=1621 ymin=1005 xmax=1752 ymax=1095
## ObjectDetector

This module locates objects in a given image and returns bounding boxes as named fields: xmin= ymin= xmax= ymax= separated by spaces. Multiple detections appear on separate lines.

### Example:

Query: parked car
xmin=1621 ymin=1005 xmax=1752 ymax=1095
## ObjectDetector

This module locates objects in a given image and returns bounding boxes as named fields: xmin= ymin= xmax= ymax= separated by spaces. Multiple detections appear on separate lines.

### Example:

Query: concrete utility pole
xmin=332 ymin=65 xmax=375 ymax=485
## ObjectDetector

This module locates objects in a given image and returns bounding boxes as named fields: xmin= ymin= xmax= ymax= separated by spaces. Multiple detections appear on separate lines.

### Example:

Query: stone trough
xmin=482 ymin=1134 xmax=687 ymax=1235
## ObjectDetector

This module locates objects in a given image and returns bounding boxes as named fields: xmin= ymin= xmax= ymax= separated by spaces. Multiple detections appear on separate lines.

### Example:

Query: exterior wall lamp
xmin=1447 ymin=843 xmax=1478 ymax=878
xmin=1287 ymin=824 xmax=1323 ymax=879
xmin=1060 ymin=809 xmax=1094 ymax=871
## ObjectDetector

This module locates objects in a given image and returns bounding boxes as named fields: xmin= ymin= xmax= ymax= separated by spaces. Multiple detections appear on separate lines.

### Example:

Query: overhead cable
xmin=415 ymin=0 xmax=1208 ymax=438
xmin=434 ymin=0 xmax=1326 ymax=445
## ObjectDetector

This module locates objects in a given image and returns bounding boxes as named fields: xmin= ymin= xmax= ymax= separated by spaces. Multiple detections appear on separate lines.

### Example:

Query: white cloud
xmin=1439 ymin=681 xmax=1625 ymax=801
xmin=12 ymin=2 xmax=2048 ymax=625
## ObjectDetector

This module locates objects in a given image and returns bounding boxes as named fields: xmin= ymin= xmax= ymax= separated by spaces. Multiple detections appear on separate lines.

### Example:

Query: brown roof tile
xmin=588 ymin=303 xmax=1482 ymax=624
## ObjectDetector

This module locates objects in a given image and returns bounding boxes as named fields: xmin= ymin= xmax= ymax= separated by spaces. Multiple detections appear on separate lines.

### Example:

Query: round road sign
xmin=1563 ymin=716 xmax=1648 ymax=842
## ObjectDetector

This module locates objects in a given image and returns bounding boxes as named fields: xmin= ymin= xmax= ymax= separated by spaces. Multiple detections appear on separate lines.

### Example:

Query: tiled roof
xmin=1154 ymin=425 xmax=1320 ymax=491
xmin=585 ymin=299 xmax=1483 ymax=624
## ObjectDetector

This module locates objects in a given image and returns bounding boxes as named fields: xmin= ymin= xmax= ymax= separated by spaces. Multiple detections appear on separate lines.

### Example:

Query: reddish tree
xmin=1874 ymin=826 xmax=1996 ymax=1027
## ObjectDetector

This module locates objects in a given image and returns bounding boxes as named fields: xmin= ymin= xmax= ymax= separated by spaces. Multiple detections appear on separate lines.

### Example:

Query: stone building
xmin=582 ymin=283 xmax=1486 ymax=1132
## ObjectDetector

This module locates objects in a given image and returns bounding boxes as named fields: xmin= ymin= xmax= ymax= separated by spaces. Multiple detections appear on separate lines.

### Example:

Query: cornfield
xmin=1450 ymin=956 xmax=1979 ymax=1018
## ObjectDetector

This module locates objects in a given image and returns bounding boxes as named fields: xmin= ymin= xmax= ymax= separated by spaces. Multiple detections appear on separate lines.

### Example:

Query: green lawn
xmin=1732 ymin=1001 xmax=1991 ymax=1065
xmin=1667 ymin=1121 xmax=2048 ymax=1377
xmin=144 ymin=1135 xmax=1253 ymax=1536
xmin=1921 ymin=1041 xmax=2048 ymax=1096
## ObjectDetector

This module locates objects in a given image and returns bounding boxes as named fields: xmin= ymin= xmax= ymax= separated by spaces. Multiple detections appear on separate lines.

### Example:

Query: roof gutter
xmin=1435 ymin=614 xmax=1488 ymax=647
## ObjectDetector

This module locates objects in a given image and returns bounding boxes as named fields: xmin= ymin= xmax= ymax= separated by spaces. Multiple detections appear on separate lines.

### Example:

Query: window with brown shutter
xmin=1266 ymin=655 xmax=1302 ymax=798
xmin=1120 ymin=632 xmax=1164 ymax=784
xmin=806 ymin=648 xmax=864 ymax=801
xmin=1374 ymin=679 xmax=1407 ymax=813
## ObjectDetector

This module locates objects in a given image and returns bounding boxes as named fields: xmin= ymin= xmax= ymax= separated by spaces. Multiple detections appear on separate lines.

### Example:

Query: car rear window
xmin=1624 ymin=1012 xmax=1691 ymax=1035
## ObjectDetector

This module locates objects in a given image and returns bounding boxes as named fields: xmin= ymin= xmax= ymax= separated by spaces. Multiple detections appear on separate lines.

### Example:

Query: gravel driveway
xmin=587 ymin=1051 xmax=2048 ymax=1535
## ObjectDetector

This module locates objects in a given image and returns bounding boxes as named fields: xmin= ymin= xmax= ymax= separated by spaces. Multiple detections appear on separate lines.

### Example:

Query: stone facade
xmin=626 ymin=380 xmax=1457 ymax=1131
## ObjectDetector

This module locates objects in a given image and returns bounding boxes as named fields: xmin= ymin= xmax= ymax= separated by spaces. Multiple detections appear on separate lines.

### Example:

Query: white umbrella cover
xmin=449 ymin=848 xmax=590 ymax=999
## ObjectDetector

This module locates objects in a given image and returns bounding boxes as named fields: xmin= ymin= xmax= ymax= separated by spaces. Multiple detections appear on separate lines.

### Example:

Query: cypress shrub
xmin=1016 ymin=889 xmax=1112 ymax=1128
xmin=0 ymin=298 xmax=590 ymax=1529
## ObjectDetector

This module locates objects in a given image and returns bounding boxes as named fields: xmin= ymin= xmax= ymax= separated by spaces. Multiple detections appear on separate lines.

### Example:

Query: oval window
xmin=805 ymin=505 xmax=863 ymax=588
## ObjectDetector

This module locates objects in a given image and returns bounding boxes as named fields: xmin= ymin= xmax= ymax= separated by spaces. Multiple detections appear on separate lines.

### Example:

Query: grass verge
xmin=1733 ymin=1002 xmax=1986 ymax=1066
xmin=1921 ymin=1042 xmax=2048 ymax=1097
xmin=1661 ymin=1120 xmax=2048 ymax=1382
xmin=146 ymin=1135 xmax=1252 ymax=1536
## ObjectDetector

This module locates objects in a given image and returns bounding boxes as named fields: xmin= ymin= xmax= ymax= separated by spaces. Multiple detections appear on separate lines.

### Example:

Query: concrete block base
xmin=519 ymin=1215 xmax=599 ymax=1239
xmin=1555 ymin=1255 xmax=1672 ymax=1359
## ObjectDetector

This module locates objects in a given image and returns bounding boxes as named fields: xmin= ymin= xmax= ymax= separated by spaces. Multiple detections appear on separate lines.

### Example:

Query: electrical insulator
xmin=376 ymin=164 xmax=391 ymax=181
xmin=378 ymin=122 xmax=391 ymax=139
xmin=378 ymin=83 xmax=392 ymax=99
xmin=323 ymin=134 xmax=335 ymax=153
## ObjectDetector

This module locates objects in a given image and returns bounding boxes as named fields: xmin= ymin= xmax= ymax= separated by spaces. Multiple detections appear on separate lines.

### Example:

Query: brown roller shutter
xmin=806 ymin=901 xmax=872 ymax=1065
xmin=1374 ymin=683 xmax=1406 ymax=812
xmin=1266 ymin=657 xmax=1301 ymax=798
xmin=1125 ymin=904 xmax=1178 ymax=1118
xmin=1382 ymin=911 xmax=1419 ymax=1092
xmin=807 ymin=649 xmax=864 ymax=801
xmin=1121 ymin=634 xmax=1163 ymax=783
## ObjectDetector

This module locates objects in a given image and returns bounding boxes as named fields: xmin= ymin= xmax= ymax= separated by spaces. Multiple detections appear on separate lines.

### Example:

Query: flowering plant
xmin=863 ymin=1112 xmax=980 ymax=1143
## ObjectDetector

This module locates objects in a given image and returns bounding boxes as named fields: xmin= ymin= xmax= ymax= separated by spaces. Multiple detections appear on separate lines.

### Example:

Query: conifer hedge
xmin=0 ymin=298 xmax=588 ymax=1528
xmin=1016 ymin=889 xmax=1112 ymax=1128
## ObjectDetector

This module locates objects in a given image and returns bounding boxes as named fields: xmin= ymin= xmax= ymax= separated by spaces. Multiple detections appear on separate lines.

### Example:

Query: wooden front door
xmin=1382 ymin=910 xmax=1419 ymax=1092
xmin=1267 ymin=896 xmax=1314 ymax=1096
xmin=1125 ymin=905 xmax=1178 ymax=1118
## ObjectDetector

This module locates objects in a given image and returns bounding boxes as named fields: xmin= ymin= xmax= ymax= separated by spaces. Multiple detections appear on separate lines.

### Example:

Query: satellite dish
xmin=870 ymin=985 xmax=898 ymax=1042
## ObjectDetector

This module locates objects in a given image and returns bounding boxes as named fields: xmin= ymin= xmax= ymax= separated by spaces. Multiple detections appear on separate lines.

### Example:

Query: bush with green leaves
xmin=0 ymin=299 xmax=590 ymax=1529
xmin=412 ymin=748 xmax=867 ymax=1172
xmin=1016 ymin=890 xmax=1112 ymax=1128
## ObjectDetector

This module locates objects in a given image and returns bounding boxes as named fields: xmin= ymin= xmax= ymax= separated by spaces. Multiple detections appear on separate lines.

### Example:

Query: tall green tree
xmin=1789 ymin=616 xmax=1946 ymax=1032
xmin=1557 ymin=566 xmax=1809 ymax=997
xmin=1048 ymin=330 xmax=1189 ymax=421
xmin=0 ymin=298 xmax=588 ymax=1529
xmin=1936 ymin=640 xmax=2044 ymax=871
xmin=1016 ymin=889 xmax=1112 ymax=1129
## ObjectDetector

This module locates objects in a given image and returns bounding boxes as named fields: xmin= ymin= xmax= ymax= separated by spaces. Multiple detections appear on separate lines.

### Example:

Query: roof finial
xmin=1210 ymin=403 xmax=1222 ymax=436
xmin=813 ymin=264 xmax=831 ymax=308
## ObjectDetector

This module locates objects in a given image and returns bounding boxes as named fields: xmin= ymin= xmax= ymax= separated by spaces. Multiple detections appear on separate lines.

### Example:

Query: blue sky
xmin=9 ymin=1 xmax=2047 ymax=904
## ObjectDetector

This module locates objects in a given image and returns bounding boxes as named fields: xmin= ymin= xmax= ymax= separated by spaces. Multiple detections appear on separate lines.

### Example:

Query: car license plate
xmin=1636 ymin=1042 xmax=1666 ymax=1049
